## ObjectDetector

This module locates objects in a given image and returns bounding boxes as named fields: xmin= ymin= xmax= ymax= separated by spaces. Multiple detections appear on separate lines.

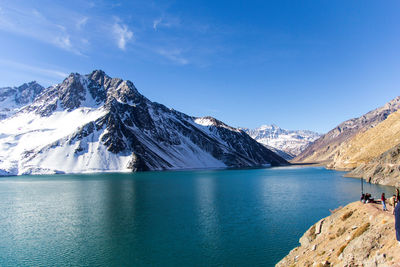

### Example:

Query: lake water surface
xmin=0 ymin=167 xmax=395 ymax=266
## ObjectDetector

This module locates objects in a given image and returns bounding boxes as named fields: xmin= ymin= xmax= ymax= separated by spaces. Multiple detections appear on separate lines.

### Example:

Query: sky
xmin=0 ymin=0 xmax=399 ymax=133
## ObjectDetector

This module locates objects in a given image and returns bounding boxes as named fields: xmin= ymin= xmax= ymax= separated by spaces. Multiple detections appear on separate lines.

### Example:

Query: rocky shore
xmin=276 ymin=201 xmax=400 ymax=266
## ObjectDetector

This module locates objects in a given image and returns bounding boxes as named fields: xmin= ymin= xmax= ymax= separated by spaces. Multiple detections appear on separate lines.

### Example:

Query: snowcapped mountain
xmin=242 ymin=125 xmax=321 ymax=159
xmin=0 ymin=70 xmax=287 ymax=176
xmin=0 ymin=81 xmax=44 ymax=119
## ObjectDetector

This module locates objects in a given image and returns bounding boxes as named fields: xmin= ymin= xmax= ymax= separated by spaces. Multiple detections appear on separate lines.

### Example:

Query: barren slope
xmin=329 ymin=110 xmax=400 ymax=171
xmin=276 ymin=201 xmax=400 ymax=267
xmin=294 ymin=96 xmax=400 ymax=164
xmin=346 ymin=143 xmax=400 ymax=187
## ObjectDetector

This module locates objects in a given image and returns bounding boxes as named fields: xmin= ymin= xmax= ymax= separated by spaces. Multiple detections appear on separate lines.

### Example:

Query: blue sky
xmin=0 ymin=0 xmax=399 ymax=133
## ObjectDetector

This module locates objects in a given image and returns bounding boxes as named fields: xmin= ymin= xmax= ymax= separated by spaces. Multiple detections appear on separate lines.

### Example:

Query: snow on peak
xmin=194 ymin=116 xmax=240 ymax=132
xmin=0 ymin=71 xmax=288 ymax=176
xmin=243 ymin=125 xmax=321 ymax=158
xmin=0 ymin=81 xmax=44 ymax=120
xmin=194 ymin=117 xmax=215 ymax=126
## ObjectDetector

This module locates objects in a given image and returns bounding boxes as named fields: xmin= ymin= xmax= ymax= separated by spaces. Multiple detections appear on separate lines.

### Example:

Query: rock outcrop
xmin=346 ymin=143 xmax=400 ymax=187
xmin=276 ymin=202 xmax=400 ymax=266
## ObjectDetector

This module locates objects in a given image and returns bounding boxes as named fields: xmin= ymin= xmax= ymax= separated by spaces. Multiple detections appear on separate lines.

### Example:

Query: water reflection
xmin=195 ymin=175 xmax=220 ymax=248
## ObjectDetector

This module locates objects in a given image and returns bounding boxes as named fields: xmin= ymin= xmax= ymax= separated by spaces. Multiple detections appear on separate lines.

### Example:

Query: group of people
xmin=360 ymin=188 xmax=400 ymax=246
xmin=360 ymin=193 xmax=374 ymax=203
xmin=380 ymin=189 xmax=400 ymax=214
xmin=360 ymin=189 xmax=400 ymax=213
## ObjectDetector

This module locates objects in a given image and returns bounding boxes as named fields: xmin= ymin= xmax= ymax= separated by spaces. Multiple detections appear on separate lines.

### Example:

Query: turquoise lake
xmin=0 ymin=166 xmax=396 ymax=266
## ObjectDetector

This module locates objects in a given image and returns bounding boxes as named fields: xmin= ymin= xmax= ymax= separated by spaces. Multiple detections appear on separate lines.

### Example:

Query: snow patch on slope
xmin=0 ymin=107 xmax=108 ymax=175
xmin=20 ymin=128 xmax=132 ymax=175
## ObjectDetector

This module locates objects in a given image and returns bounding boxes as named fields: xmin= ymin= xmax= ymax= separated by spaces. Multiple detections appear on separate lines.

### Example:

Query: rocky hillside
xmin=242 ymin=125 xmax=320 ymax=160
xmin=276 ymin=201 xmax=400 ymax=266
xmin=0 ymin=81 xmax=44 ymax=119
xmin=294 ymin=96 xmax=400 ymax=164
xmin=0 ymin=70 xmax=287 ymax=176
xmin=346 ymin=144 xmax=400 ymax=188
xmin=328 ymin=110 xmax=400 ymax=172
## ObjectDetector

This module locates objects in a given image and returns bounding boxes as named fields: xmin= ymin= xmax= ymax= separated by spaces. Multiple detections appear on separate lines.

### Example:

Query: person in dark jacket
xmin=395 ymin=201 xmax=400 ymax=245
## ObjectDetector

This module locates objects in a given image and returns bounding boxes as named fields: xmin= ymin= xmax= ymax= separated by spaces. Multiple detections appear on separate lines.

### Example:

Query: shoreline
xmin=294 ymin=160 xmax=400 ymax=187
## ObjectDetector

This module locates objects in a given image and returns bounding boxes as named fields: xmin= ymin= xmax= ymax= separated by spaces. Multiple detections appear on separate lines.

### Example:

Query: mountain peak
xmin=259 ymin=124 xmax=280 ymax=130
xmin=243 ymin=124 xmax=321 ymax=159
xmin=91 ymin=69 xmax=106 ymax=75
xmin=0 ymin=81 xmax=44 ymax=119
xmin=385 ymin=96 xmax=400 ymax=108
xmin=88 ymin=69 xmax=109 ymax=81
xmin=0 ymin=71 xmax=288 ymax=175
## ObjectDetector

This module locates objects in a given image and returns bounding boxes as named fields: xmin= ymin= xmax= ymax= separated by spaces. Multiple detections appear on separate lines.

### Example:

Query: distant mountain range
xmin=0 ymin=81 xmax=44 ymax=119
xmin=0 ymin=70 xmax=287 ymax=176
xmin=242 ymin=125 xmax=321 ymax=160
xmin=294 ymin=96 xmax=400 ymax=187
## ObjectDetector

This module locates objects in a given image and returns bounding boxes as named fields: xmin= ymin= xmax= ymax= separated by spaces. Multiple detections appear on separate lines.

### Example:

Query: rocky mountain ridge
xmin=294 ymin=96 xmax=400 ymax=164
xmin=0 ymin=70 xmax=287 ymax=175
xmin=0 ymin=81 xmax=44 ymax=119
xmin=328 ymin=109 xmax=400 ymax=171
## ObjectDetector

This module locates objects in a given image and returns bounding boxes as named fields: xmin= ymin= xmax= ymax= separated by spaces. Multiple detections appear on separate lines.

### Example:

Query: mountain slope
xmin=0 ymin=70 xmax=287 ymax=175
xmin=346 ymin=143 xmax=400 ymax=187
xmin=242 ymin=125 xmax=320 ymax=159
xmin=328 ymin=109 xmax=400 ymax=170
xmin=294 ymin=96 xmax=400 ymax=164
xmin=323 ymin=109 xmax=400 ymax=187
xmin=0 ymin=81 xmax=44 ymax=119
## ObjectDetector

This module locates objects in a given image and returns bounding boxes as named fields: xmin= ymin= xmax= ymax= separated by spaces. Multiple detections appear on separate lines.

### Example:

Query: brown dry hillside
xmin=346 ymin=141 xmax=400 ymax=187
xmin=328 ymin=110 xmax=400 ymax=172
xmin=276 ymin=201 xmax=400 ymax=267
xmin=293 ymin=96 xmax=400 ymax=164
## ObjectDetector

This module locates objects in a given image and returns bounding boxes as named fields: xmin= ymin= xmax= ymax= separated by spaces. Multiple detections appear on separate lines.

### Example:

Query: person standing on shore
xmin=394 ymin=188 xmax=400 ymax=215
xmin=381 ymin=193 xmax=388 ymax=211
xmin=395 ymin=200 xmax=400 ymax=245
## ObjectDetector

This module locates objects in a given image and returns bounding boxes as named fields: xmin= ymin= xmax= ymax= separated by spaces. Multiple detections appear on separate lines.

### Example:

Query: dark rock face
xmin=59 ymin=73 xmax=86 ymax=111
xmin=14 ymin=82 xmax=44 ymax=105
xmin=13 ymin=70 xmax=288 ymax=172
xmin=294 ymin=96 xmax=400 ymax=163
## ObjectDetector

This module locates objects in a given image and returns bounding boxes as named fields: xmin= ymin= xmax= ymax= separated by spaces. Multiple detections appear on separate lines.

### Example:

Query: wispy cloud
xmin=152 ymin=16 xmax=180 ymax=31
xmin=54 ymin=35 xmax=73 ymax=51
xmin=0 ymin=5 xmax=85 ymax=55
xmin=0 ymin=59 xmax=68 ymax=80
xmin=153 ymin=18 xmax=162 ymax=30
xmin=76 ymin=17 xmax=88 ymax=30
xmin=157 ymin=49 xmax=188 ymax=65
xmin=0 ymin=1 xmax=225 ymax=66
xmin=112 ymin=19 xmax=134 ymax=50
